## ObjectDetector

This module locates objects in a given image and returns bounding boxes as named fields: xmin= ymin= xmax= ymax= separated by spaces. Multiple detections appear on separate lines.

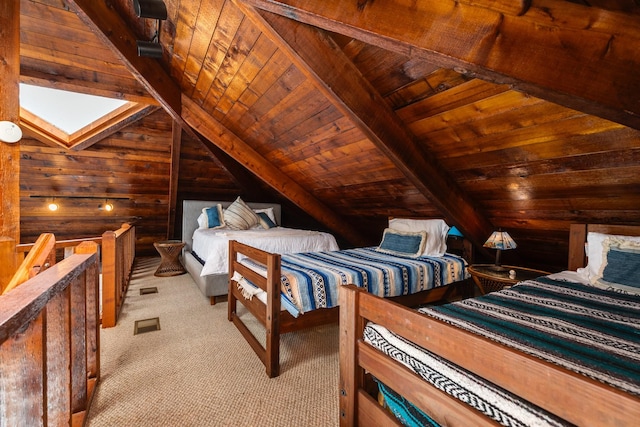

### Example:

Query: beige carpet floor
xmin=86 ymin=257 xmax=339 ymax=427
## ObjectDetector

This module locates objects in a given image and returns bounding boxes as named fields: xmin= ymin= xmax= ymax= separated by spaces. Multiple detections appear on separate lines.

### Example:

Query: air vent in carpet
xmin=140 ymin=287 xmax=158 ymax=295
xmin=134 ymin=317 xmax=160 ymax=335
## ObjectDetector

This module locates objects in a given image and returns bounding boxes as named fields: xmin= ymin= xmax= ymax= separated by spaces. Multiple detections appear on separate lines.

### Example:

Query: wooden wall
xmin=21 ymin=110 xmax=175 ymax=256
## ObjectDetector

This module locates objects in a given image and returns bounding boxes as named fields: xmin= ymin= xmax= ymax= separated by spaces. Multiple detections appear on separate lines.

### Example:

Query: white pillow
xmin=253 ymin=208 xmax=277 ymax=225
xmin=581 ymin=232 xmax=640 ymax=281
xmin=388 ymin=218 xmax=450 ymax=257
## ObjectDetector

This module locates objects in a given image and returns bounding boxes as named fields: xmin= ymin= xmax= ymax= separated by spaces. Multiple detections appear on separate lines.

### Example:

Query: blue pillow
xmin=593 ymin=237 xmax=640 ymax=295
xmin=257 ymin=212 xmax=277 ymax=229
xmin=199 ymin=205 xmax=225 ymax=229
xmin=375 ymin=228 xmax=427 ymax=258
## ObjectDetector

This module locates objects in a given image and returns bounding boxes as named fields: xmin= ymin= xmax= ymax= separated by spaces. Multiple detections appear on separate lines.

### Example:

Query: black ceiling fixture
xmin=134 ymin=0 xmax=167 ymax=58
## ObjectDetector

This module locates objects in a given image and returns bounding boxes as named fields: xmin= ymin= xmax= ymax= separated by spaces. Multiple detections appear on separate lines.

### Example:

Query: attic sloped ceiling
xmin=18 ymin=0 xmax=640 ymax=268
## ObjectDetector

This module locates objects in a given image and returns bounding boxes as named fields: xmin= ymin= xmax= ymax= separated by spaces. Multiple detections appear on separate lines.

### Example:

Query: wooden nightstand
xmin=467 ymin=264 xmax=551 ymax=294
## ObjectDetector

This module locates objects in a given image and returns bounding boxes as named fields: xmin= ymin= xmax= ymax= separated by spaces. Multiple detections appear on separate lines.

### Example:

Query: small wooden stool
xmin=153 ymin=240 xmax=186 ymax=277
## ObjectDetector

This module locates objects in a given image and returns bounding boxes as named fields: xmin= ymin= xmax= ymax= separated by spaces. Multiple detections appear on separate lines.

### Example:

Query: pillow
xmin=581 ymin=232 xmax=640 ymax=281
xmin=224 ymin=197 xmax=259 ymax=230
xmin=388 ymin=218 xmax=450 ymax=257
xmin=256 ymin=212 xmax=277 ymax=229
xmin=591 ymin=237 xmax=640 ymax=295
xmin=197 ymin=205 xmax=225 ymax=229
xmin=253 ymin=208 xmax=277 ymax=225
xmin=375 ymin=228 xmax=427 ymax=258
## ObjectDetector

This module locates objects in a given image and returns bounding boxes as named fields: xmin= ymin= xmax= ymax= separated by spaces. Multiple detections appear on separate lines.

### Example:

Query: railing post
xmin=101 ymin=230 xmax=117 ymax=328
xmin=0 ymin=236 xmax=18 ymax=293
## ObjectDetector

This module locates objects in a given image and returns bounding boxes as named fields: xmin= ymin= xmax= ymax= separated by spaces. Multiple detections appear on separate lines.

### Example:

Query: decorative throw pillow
xmin=224 ymin=197 xmax=259 ymax=230
xmin=582 ymin=232 xmax=640 ymax=281
xmin=256 ymin=212 xmax=277 ymax=229
xmin=388 ymin=218 xmax=450 ymax=257
xmin=591 ymin=237 xmax=640 ymax=295
xmin=253 ymin=208 xmax=277 ymax=225
xmin=197 ymin=205 xmax=225 ymax=229
xmin=375 ymin=228 xmax=427 ymax=258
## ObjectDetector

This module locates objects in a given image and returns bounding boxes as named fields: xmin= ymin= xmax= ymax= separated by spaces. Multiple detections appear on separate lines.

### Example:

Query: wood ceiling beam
xmin=239 ymin=0 xmax=640 ymax=129
xmin=234 ymin=3 xmax=494 ymax=249
xmin=182 ymin=95 xmax=369 ymax=246
xmin=65 ymin=0 xmax=245 ymax=222
xmin=65 ymin=0 xmax=181 ymax=122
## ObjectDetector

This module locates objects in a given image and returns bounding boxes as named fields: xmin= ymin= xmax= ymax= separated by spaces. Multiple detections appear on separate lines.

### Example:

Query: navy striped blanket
xmin=240 ymin=247 xmax=469 ymax=314
xmin=365 ymin=277 xmax=640 ymax=426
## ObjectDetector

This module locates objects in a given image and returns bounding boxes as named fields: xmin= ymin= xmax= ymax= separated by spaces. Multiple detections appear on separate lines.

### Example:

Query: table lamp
xmin=483 ymin=230 xmax=516 ymax=271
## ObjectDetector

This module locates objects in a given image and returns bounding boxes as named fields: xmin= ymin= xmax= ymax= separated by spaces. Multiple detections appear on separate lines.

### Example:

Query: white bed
xmin=181 ymin=199 xmax=339 ymax=304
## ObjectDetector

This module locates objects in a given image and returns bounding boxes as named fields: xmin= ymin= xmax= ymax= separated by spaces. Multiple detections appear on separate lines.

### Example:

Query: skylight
xmin=19 ymin=84 xmax=129 ymax=135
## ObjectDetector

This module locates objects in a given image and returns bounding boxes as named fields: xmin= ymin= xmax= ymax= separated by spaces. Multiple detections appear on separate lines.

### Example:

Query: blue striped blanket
xmin=240 ymin=247 xmax=469 ymax=314
xmin=365 ymin=277 xmax=640 ymax=426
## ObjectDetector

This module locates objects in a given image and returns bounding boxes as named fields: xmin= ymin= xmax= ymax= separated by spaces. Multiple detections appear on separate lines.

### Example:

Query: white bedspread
xmin=192 ymin=227 xmax=340 ymax=276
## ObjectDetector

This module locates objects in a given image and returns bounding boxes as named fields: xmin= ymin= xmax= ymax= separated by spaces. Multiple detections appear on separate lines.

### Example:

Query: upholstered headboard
xmin=181 ymin=200 xmax=282 ymax=252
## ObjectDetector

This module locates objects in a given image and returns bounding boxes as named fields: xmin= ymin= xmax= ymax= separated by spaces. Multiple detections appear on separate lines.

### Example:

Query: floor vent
xmin=140 ymin=287 xmax=158 ymax=295
xmin=134 ymin=317 xmax=160 ymax=335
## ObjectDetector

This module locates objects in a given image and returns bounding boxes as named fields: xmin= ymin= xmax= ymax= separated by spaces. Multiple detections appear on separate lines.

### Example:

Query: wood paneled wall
xmin=20 ymin=110 xmax=177 ymax=255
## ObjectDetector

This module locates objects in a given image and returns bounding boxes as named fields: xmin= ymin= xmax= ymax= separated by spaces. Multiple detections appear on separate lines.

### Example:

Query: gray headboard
xmin=181 ymin=200 xmax=282 ymax=252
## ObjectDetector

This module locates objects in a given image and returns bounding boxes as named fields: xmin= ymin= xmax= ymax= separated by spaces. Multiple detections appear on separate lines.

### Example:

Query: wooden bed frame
xmin=228 ymin=235 xmax=474 ymax=378
xmin=339 ymin=223 xmax=640 ymax=426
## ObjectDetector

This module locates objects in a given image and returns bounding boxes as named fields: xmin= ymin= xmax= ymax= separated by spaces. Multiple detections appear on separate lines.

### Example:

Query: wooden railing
xmin=0 ymin=241 xmax=100 ymax=426
xmin=101 ymin=223 xmax=135 ymax=328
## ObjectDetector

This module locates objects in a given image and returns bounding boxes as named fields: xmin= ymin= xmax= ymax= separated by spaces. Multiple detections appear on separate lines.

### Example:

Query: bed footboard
xmin=338 ymin=285 xmax=640 ymax=427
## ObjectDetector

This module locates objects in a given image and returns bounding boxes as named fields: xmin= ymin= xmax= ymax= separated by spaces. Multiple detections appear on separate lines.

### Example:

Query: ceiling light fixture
xmin=134 ymin=0 xmax=167 ymax=58
xmin=0 ymin=121 xmax=22 ymax=143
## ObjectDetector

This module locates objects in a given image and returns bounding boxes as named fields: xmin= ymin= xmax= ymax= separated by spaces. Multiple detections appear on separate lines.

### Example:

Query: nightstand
xmin=153 ymin=240 xmax=187 ymax=277
xmin=467 ymin=264 xmax=551 ymax=294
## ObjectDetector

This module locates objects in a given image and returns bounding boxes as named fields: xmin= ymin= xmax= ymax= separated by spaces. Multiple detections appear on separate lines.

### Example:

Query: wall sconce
xmin=0 ymin=121 xmax=22 ymax=143
xmin=134 ymin=0 xmax=167 ymax=58
xmin=483 ymin=229 xmax=517 ymax=271
xmin=48 ymin=199 xmax=59 ymax=212
xmin=102 ymin=200 xmax=114 ymax=212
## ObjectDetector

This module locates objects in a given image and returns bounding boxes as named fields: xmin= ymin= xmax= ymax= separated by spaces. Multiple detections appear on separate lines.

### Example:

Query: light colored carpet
xmin=86 ymin=258 xmax=339 ymax=426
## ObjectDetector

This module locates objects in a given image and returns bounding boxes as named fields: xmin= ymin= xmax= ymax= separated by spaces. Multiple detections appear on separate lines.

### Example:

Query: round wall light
xmin=0 ymin=121 xmax=22 ymax=143
xmin=48 ymin=201 xmax=59 ymax=212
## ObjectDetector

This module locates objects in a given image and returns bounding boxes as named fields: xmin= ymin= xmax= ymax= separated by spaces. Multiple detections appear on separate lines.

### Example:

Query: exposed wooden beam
xmin=0 ymin=0 xmax=21 ymax=243
xmin=167 ymin=122 xmax=182 ymax=239
xmin=234 ymin=3 xmax=494 ymax=248
xmin=65 ymin=0 xmax=182 ymax=123
xmin=64 ymin=1 xmax=238 ymax=187
xmin=182 ymin=95 xmax=369 ymax=246
xmin=239 ymin=0 xmax=640 ymax=129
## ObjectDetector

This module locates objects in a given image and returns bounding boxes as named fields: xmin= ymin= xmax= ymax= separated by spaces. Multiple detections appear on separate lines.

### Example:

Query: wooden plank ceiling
xmin=17 ymin=0 xmax=640 ymax=266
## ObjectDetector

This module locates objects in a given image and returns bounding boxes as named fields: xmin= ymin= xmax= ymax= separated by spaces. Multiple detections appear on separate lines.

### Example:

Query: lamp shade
xmin=483 ymin=230 xmax=517 ymax=250
xmin=448 ymin=226 xmax=464 ymax=238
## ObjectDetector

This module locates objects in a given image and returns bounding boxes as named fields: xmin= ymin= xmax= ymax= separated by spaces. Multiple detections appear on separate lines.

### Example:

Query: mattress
xmin=192 ymin=226 xmax=339 ymax=276
xmin=365 ymin=275 xmax=640 ymax=426
xmin=238 ymin=247 xmax=469 ymax=314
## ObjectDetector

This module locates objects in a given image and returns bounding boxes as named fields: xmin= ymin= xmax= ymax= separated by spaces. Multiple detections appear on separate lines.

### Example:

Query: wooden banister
xmin=101 ymin=223 xmax=135 ymax=328
xmin=2 ymin=233 xmax=56 ymax=295
xmin=0 ymin=246 xmax=100 ymax=426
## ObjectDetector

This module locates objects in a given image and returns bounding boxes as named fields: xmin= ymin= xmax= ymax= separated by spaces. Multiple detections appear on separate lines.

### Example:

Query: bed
xmin=181 ymin=199 xmax=339 ymax=304
xmin=228 ymin=219 xmax=474 ymax=378
xmin=339 ymin=223 xmax=640 ymax=426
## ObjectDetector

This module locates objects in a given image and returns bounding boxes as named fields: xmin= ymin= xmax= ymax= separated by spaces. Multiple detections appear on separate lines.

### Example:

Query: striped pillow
xmin=224 ymin=197 xmax=259 ymax=230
